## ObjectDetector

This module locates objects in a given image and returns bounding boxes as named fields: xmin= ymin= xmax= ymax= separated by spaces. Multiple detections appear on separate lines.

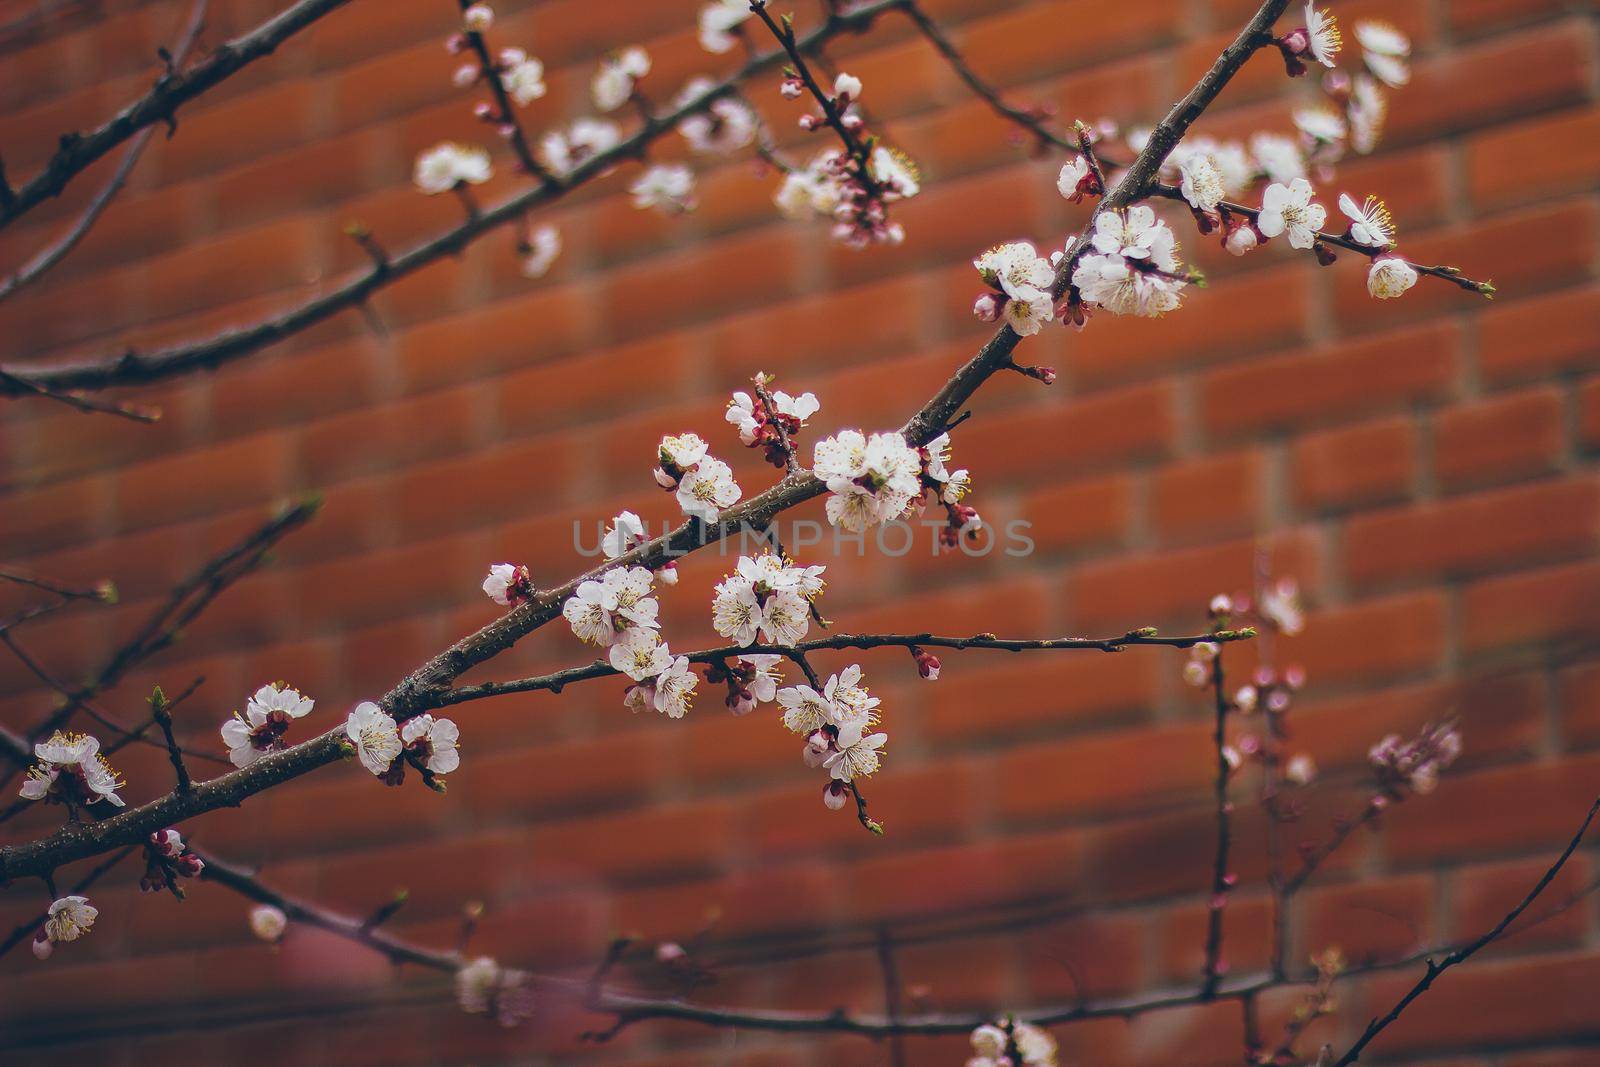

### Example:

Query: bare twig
xmin=1200 ymin=646 xmax=1233 ymax=997
xmin=0 ymin=0 xmax=352 ymax=230
xmin=1329 ymin=794 xmax=1600 ymax=1066
xmin=149 ymin=686 xmax=192 ymax=793
xmin=439 ymin=627 xmax=1254 ymax=706
xmin=0 ymin=0 xmax=209 ymax=303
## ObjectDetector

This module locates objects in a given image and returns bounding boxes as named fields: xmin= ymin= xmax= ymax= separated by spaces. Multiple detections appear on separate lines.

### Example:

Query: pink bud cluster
xmin=1369 ymin=721 xmax=1463 ymax=800
xmin=141 ymin=828 xmax=205 ymax=893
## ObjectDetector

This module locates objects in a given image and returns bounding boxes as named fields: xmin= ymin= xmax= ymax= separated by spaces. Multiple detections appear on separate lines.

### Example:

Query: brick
xmin=1292 ymin=416 xmax=1416 ymax=513
xmin=1202 ymin=322 xmax=1458 ymax=441
xmin=1343 ymin=479 xmax=1600 ymax=592
xmin=1462 ymin=558 xmax=1600 ymax=657
xmin=1150 ymin=449 xmax=1265 ymax=546
xmin=1434 ymin=387 xmax=1565 ymax=492
xmin=1478 ymin=285 xmax=1600 ymax=384
xmin=1467 ymin=106 xmax=1600 ymax=212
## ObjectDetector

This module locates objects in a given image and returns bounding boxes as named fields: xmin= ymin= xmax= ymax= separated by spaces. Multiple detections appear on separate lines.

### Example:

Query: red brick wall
xmin=1 ymin=0 xmax=1598 ymax=1063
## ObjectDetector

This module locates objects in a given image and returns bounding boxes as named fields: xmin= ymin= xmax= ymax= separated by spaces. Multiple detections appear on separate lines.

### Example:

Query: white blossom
xmin=1348 ymin=75 xmax=1388 ymax=154
xmin=1091 ymin=204 xmax=1181 ymax=267
xmin=504 ymin=57 xmax=546 ymax=106
xmin=1249 ymin=132 xmax=1307 ymax=185
xmin=1355 ymin=21 xmax=1410 ymax=87
xmin=824 ymin=664 xmax=880 ymax=729
xmin=609 ymin=626 xmax=674 ymax=681
xmin=1286 ymin=753 xmax=1318 ymax=785
xmin=1178 ymin=154 xmax=1226 ymax=213
xmin=563 ymin=566 xmax=658 ymax=646
xmin=833 ymin=71 xmax=862 ymax=100
xmin=774 ymin=150 xmax=845 ymax=219
xmin=824 ymin=721 xmax=887 ymax=782
xmin=345 ymin=702 xmax=403 ymax=777
xmin=20 ymin=731 xmax=124 ymax=807
xmin=462 ymin=3 xmax=493 ymax=32
xmin=777 ymin=683 xmax=832 ymax=735
xmin=521 ymin=224 xmax=560 ymax=278
xmin=400 ymin=714 xmax=461 ymax=775
xmin=1226 ymin=225 xmax=1259 ymax=256
xmin=602 ymin=510 xmax=648 ymax=559
xmin=676 ymin=77 xmax=757 ymax=155
xmin=869 ymin=146 xmax=920 ymax=200
xmin=698 ymin=0 xmax=751 ymax=53
xmin=34 ymin=896 xmax=98 ymax=959
xmin=1367 ymin=256 xmax=1418 ymax=299
xmin=1303 ymin=2 xmax=1342 ymax=67
xmin=659 ymin=432 xmax=709 ymax=471
xmin=413 ymin=142 xmax=492 ymax=194
xmin=1014 ymin=1021 xmax=1059 ymax=1065
xmin=1339 ymin=192 xmax=1395 ymax=248
xmin=974 ymin=241 xmax=1053 ymax=301
xmin=457 ymin=956 xmax=535 ymax=1027
xmin=712 ymin=555 xmax=821 ymax=647
xmin=1057 ymin=156 xmax=1092 ymax=200
xmin=630 ymin=163 xmax=697 ymax=214
xmin=676 ymin=455 xmax=742 ymax=522
xmin=1256 ymin=178 xmax=1326 ymax=250
xmin=249 ymin=904 xmax=287 ymax=942
xmin=539 ymin=118 xmax=621 ymax=175
xmin=651 ymin=656 xmax=698 ymax=718
xmin=592 ymin=47 xmax=649 ymax=111
xmin=482 ymin=563 xmax=529 ymax=606
xmin=1294 ymin=107 xmax=1346 ymax=145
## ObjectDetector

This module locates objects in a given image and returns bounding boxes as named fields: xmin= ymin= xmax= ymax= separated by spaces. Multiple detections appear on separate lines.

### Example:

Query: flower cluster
xmin=972 ymin=241 xmax=1055 ymax=335
xmin=725 ymin=382 xmax=820 ymax=467
xmin=592 ymin=46 xmax=650 ymax=112
xmin=141 ymin=828 xmax=205 ymax=893
xmin=655 ymin=433 xmax=742 ymax=523
xmin=32 ymin=895 xmax=97 ymax=961
xmin=779 ymin=664 xmax=887 ymax=810
xmin=1275 ymin=1 xmax=1342 ymax=77
xmin=918 ymin=433 xmax=981 ymax=548
xmin=564 ymin=565 xmax=661 ymax=646
xmin=344 ymin=702 xmax=461 ymax=788
xmin=412 ymin=142 xmax=492 ymax=195
xmin=1070 ymin=206 xmax=1188 ymax=320
xmin=630 ymin=163 xmax=697 ymax=214
xmin=697 ymin=0 xmax=751 ymax=54
xmin=220 ymin=683 xmax=314 ymax=769
xmin=19 ymin=731 xmax=124 ymax=808
xmin=1369 ymin=722 xmax=1463 ymax=799
xmin=539 ymin=118 xmax=621 ymax=176
xmin=621 ymin=643 xmax=699 ymax=719
xmin=967 ymin=1020 xmax=1059 ymax=1066
xmin=457 ymin=956 xmax=536 ymax=1027
xmin=712 ymin=552 xmax=826 ymax=647
xmin=675 ymin=77 xmax=757 ymax=156
xmin=813 ymin=430 xmax=921 ymax=531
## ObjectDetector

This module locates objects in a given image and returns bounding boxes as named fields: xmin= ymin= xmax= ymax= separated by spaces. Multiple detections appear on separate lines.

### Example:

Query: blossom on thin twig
xmin=32 ymin=895 xmax=98 ymax=960
xmin=1367 ymin=255 xmax=1418 ymax=299
xmin=519 ymin=223 xmax=560 ymax=278
xmin=592 ymin=46 xmax=650 ymax=112
xmin=676 ymin=78 xmax=757 ymax=155
xmin=1339 ymin=192 xmax=1395 ymax=248
xmin=413 ymin=142 xmax=492 ymax=194
xmin=630 ymin=164 xmax=697 ymax=214
xmin=697 ymin=0 xmax=751 ymax=54
xmin=482 ymin=563 xmax=533 ymax=607
xmin=457 ymin=955 xmax=536 ymax=1027
xmin=1355 ymin=21 xmax=1410 ymax=87
xmin=1257 ymin=178 xmax=1327 ymax=250
xmin=250 ymin=904 xmax=287 ymax=943
xmin=539 ymin=118 xmax=621 ymax=176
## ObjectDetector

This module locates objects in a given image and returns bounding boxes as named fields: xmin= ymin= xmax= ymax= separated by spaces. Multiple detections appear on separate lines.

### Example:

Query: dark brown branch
xmin=0 ymin=567 xmax=114 ymax=603
xmin=0 ymin=0 xmax=904 ymax=399
xmin=1200 ymin=646 xmax=1233 ymax=997
xmin=0 ymin=498 xmax=319 ymax=795
xmin=752 ymin=372 xmax=801 ymax=476
xmin=0 ymin=0 xmax=353 ymax=230
xmin=0 ymin=367 xmax=161 ymax=421
xmin=1330 ymin=793 xmax=1600 ymax=1067
xmin=437 ymin=627 xmax=1255 ymax=706
xmin=0 ymin=0 xmax=209 ymax=302
xmin=0 ymin=0 xmax=1286 ymax=886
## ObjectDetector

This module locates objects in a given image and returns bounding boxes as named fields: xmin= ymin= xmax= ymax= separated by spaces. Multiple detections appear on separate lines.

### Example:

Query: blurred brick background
xmin=1 ymin=0 xmax=1598 ymax=1063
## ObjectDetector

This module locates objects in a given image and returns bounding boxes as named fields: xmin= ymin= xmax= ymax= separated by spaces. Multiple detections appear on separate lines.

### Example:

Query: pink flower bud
xmin=779 ymin=78 xmax=803 ymax=99
xmin=653 ymin=467 xmax=678 ymax=489
xmin=798 ymin=114 xmax=820 ymax=131
xmin=32 ymin=930 xmax=52 ymax=960
xmin=822 ymin=780 xmax=849 ymax=810
xmin=656 ymin=561 xmax=679 ymax=585
xmin=473 ymin=101 xmax=493 ymax=120
xmin=453 ymin=63 xmax=479 ymax=88
xmin=1225 ymin=225 xmax=1259 ymax=256
xmin=462 ymin=3 xmax=494 ymax=32
xmin=912 ymin=648 xmax=941 ymax=680
xmin=973 ymin=293 xmax=1001 ymax=322
xmin=655 ymin=941 xmax=686 ymax=963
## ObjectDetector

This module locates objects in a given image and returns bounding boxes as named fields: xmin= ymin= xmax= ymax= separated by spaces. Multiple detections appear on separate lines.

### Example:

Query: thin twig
xmin=455 ymin=0 xmax=552 ymax=182
xmin=149 ymin=687 xmax=192 ymax=793
xmin=1200 ymin=646 xmax=1233 ymax=997
xmin=0 ymin=0 xmax=209 ymax=303
xmin=0 ymin=0 xmax=352 ymax=230
xmin=1330 ymin=794 xmax=1600 ymax=1066
xmin=437 ymin=627 xmax=1254 ymax=706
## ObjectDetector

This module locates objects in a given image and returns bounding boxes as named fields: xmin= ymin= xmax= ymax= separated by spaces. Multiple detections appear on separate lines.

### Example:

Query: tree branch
xmin=0 ymin=0 xmax=352 ymax=231
xmin=0 ymin=0 xmax=905 ymax=399
xmin=1200 ymin=646 xmax=1233 ymax=997
xmin=0 ymin=0 xmax=209 ymax=303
